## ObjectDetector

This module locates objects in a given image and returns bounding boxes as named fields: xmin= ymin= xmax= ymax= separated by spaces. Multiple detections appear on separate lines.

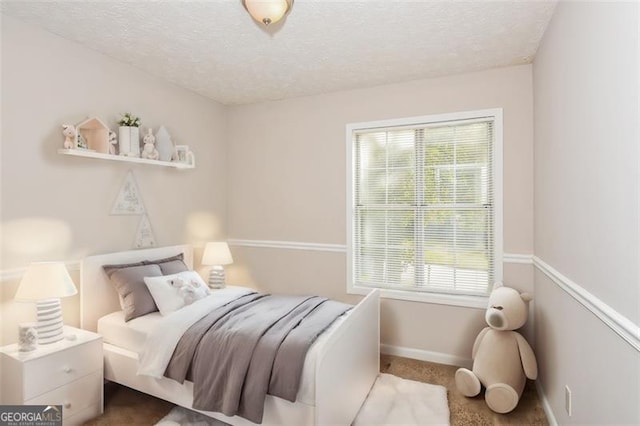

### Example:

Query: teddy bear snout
xmin=487 ymin=311 xmax=504 ymax=328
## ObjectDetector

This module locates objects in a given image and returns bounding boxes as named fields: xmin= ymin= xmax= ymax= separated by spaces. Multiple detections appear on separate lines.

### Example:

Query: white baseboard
xmin=536 ymin=381 xmax=558 ymax=426
xmin=380 ymin=343 xmax=472 ymax=369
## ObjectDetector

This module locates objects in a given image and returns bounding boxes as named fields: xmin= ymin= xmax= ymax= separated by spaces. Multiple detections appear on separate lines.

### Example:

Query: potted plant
xmin=118 ymin=112 xmax=141 ymax=157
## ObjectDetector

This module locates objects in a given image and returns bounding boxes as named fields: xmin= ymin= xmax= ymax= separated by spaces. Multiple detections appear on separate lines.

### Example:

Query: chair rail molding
xmin=0 ymin=260 xmax=81 ymax=282
xmin=228 ymin=238 xmax=532 ymax=265
xmin=227 ymin=239 xmax=347 ymax=253
xmin=503 ymin=253 xmax=534 ymax=264
xmin=533 ymin=255 xmax=640 ymax=352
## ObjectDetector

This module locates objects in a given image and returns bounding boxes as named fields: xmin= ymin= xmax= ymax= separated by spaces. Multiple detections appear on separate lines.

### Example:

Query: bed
xmin=80 ymin=245 xmax=380 ymax=425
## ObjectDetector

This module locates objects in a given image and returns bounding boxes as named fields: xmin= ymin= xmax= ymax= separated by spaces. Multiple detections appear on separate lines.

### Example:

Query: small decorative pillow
xmin=143 ymin=271 xmax=211 ymax=316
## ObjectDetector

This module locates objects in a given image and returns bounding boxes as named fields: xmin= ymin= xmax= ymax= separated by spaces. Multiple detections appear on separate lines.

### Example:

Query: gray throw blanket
xmin=164 ymin=292 xmax=351 ymax=424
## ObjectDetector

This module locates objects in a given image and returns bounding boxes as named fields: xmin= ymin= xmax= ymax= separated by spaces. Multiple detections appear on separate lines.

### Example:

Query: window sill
xmin=348 ymin=285 xmax=489 ymax=309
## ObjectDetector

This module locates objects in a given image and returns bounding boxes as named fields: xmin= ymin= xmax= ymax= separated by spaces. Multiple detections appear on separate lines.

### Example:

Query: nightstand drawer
xmin=26 ymin=371 xmax=102 ymax=420
xmin=23 ymin=339 xmax=102 ymax=399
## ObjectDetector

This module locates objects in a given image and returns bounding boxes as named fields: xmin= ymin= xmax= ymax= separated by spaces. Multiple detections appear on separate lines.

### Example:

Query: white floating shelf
xmin=57 ymin=149 xmax=194 ymax=169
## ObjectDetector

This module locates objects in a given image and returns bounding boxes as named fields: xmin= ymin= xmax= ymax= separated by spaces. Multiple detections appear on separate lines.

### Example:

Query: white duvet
xmin=137 ymin=286 xmax=255 ymax=378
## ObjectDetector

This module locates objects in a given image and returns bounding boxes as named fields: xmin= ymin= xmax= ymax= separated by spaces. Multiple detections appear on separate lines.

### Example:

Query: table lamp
xmin=15 ymin=262 xmax=77 ymax=344
xmin=202 ymin=242 xmax=233 ymax=289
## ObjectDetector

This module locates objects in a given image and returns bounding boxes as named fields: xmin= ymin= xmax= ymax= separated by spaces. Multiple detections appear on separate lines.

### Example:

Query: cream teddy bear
xmin=455 ymin=282 xmax=538 ymax=413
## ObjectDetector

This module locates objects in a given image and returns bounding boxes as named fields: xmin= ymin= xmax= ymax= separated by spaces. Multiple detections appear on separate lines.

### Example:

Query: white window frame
xmin=346 ymin=108 xmax=503 ymax=308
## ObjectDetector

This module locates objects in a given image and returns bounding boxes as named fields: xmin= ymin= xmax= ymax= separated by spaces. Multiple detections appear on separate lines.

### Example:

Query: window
xmin=347 ymin=109 xmax=502 ymax=307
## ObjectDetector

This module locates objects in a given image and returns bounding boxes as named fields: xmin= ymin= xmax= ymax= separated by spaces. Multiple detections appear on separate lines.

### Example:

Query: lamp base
xmin=208 ymin=266 xmax=226 ymax=289
xmin=36 ymin=298 xmax=64 ymax=344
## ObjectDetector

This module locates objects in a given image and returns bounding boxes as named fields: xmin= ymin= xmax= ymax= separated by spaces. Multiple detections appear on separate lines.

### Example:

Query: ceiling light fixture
xmin=243 ymin=0 xmax=294 ymax=26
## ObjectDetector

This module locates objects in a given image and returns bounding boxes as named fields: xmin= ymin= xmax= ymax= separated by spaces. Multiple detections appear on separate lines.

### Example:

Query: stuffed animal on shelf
xmin=62 ymin=124 xmax=76 ymax=149
xmin=108 ymin=130 xmax=118 ymax=155
xmin=141 ymin=128 xmax=159 ymax=160
xmin=455 ymin=282 xmax=538 ymax=414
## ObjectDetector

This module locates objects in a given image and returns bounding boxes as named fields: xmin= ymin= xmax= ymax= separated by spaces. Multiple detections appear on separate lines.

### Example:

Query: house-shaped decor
xmin=76 ymin=117 xmax=110 ymax=153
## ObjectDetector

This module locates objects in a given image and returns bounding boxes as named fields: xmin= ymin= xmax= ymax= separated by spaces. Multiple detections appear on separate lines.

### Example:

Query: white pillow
xmin=143 ymin=271 xmax=211 ymax=316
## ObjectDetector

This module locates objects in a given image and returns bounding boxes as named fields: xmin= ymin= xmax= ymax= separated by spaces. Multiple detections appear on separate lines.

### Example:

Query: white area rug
xmin=353 ymin=373 xmax=449 ymax=425
xmin=156 ymin=407 xmax=229 ymax=426
xmin=155 ymin=373 xmax=449 ymax=425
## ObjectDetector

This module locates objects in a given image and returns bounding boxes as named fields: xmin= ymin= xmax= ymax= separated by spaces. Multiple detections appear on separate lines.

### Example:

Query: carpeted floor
xmin=85 ymin=355 xmax=548 ymax=425
xmin=380 ymin=355 xmax=548 ymax=425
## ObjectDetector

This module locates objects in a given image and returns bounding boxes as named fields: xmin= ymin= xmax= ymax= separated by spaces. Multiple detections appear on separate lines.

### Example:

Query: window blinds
xmin=353 ymin=119 xmax=494 ymax=296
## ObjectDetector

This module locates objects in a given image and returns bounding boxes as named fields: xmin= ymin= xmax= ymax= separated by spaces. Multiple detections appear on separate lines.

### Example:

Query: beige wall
xmin=226 ymin=65 xmax=535 ymax=359
xmin=3 ymin=5 xmax=638 ymax=422
xmin=0 ymin=16 xmax=227 ymax=344
xmin=533 ymin=1 xmax=639 ymax=423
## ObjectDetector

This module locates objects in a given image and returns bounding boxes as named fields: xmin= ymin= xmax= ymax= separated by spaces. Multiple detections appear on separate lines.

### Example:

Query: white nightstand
xmin=0 ymin=326 xmax=103 ymax=425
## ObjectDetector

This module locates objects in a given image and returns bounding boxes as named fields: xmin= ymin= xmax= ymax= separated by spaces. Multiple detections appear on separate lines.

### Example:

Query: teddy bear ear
xmin=521 ymin=292 xmax=533 ymax=303
xmin=492 ymin=281 xmax=504 ymax=290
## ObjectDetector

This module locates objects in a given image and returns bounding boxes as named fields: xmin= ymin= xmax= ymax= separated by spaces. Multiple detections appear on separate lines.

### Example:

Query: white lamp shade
xmin=244 ymin=0 xmax=292 ymax=25
xmin=15 ymin=262 xmax=77 ymax=302
xmin=202 ymin=242 xmax=234 ymax=266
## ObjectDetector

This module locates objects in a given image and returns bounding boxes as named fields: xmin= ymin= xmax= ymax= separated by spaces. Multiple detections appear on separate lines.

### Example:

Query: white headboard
xmin=80 ymin=245 xmax=193 ymax=332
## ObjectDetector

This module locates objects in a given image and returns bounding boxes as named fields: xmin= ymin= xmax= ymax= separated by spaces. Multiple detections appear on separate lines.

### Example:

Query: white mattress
xmin=98 ymin=310 xmax=162 ymax=355
xmin=96 ymin=301 xmax=348 ymax=405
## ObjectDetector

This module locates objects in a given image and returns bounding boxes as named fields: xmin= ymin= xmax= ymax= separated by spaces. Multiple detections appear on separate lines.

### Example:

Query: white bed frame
xmin=80 ymin=245 xmax=380 ymax=425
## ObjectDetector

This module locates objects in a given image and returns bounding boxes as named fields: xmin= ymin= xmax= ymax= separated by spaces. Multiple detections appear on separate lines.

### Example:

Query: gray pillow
xmin=143 ymin=253 xmax=188 ymax=275
xmin=109 ymin=264 xmax=163 ymax=321
xmin=145 ymin=253 xmax=184 ymax=264
xmin=103 ymin=261 xmax=145 ymax=278
xmin=156 ymin=259 xmax=188 ymax=275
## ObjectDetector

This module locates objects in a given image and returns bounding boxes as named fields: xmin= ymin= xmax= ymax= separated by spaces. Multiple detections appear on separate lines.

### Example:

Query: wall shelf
xmin=57 ymin=149 xmax=194 ymax=169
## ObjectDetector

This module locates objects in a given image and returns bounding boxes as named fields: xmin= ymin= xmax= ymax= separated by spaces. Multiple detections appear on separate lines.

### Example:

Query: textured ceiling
xmin=1 ymin=1 xmax=556 ymax=105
